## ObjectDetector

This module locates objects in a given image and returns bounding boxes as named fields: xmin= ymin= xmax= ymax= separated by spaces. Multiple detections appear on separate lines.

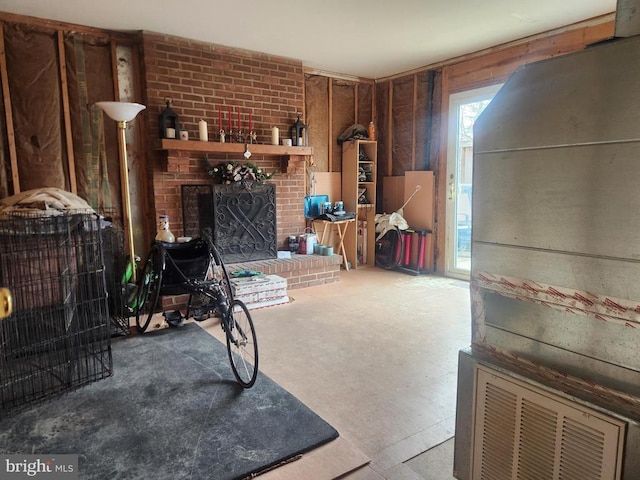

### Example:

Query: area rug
xmin=0 ymin=323 xmax=339 ymax=479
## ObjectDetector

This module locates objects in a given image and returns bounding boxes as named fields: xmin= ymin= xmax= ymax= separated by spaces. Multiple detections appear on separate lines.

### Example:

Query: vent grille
xmin=472 ymin=366 xmax=625 ymax=480
xmin=559 ymin=418 xmax=605 ymax=480
xmin=518 ymin=400 xmax=557 ymax=479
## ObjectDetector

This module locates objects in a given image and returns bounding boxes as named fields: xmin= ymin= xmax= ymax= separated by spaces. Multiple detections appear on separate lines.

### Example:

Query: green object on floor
xmin=231 ymin=269 xmax=263 ymax=277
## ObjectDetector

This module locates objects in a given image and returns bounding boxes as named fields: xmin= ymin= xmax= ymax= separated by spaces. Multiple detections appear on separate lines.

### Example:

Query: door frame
xmin=445 ymin=84 xmax=502 ymax=280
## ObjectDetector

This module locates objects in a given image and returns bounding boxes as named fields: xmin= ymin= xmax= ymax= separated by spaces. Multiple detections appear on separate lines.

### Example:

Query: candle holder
xmin=236 ymin=130 xmax=245 ymax=144
xmin=248 ymin=131 xmax=257 ymax=144
xmin=219 ymin=129 xmax=226 ymax=143
xmin=228 ymin=129 xmax=234 ymax=143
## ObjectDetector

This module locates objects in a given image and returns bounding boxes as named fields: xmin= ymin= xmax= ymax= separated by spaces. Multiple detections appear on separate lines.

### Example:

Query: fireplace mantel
xmin=159 ymin=139 xmax=312 ymax=173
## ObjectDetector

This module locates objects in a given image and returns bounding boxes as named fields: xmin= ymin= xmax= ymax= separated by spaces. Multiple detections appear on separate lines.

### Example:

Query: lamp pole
xmin=116 ymin=120 xmax=137 ymax=282
xmin=96 ymin=102 xmax=146 ymax=283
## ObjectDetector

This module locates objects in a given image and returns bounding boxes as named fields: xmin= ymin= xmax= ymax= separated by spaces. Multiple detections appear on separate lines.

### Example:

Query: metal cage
xmin=0 ymin=212 xmax=112 ymax=417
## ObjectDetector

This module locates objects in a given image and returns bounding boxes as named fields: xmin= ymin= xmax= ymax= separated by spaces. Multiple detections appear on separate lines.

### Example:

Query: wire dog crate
xmin=0 ymin=212 xmax=112 ymax=417
xmin=99 ymin=212 xmax=131 ymax=337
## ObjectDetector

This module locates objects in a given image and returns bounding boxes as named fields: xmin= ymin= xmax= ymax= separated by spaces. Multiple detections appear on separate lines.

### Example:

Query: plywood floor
xmin=200 ymin=267 xmax=470 ymax=479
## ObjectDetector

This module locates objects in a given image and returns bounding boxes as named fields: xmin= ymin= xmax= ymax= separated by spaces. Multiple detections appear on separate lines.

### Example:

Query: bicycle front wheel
xmin=135 ymin=244 xmax=162 ymax=333
xmin=210 ymin=243 xmax=234 ymax=304
xmin=225 ymin=299 xmax=258 ymax=388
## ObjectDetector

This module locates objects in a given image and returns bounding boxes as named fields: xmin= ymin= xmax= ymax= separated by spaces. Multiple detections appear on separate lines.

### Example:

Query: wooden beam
xmin=160 ymin=139 xmax=313 ymax=156
xmin=354 ymin=83 xmax=358 ymax=125
xmin=0 ymin=23 xmax=20 ymax=193
xmin=411 ymin=74 xmax=417 ymax=171
xmin=110 ymin=40 xmax=120 ymax=100
xmin=386 ymin=81 xmax=392 ymax=177
xmin=328 ymin=79 xmax=333 ymax=172
xmin=57 ymin=31 xmax=77 ymax=194
xmin=0 ymin=11 xmax=137 ymax=44
xmin=372 ymin=82 xmax=376 ymax=125
xmin=434 ymin=66 xmax=451 ymax=274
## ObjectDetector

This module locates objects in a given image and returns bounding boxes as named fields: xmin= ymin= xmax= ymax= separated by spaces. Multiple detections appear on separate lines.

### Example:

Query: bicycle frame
xmin=133 ymin=231 xmax=259 ymax=388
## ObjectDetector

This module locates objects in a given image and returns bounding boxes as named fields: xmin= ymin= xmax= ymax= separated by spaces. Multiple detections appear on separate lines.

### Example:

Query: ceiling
xmin=1 ymin=0 xmax=617 ymax=79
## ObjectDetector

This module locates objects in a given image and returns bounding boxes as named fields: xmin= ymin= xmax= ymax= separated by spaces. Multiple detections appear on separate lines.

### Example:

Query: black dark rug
xmin=0 ymin=323 xmax=338 ymax=479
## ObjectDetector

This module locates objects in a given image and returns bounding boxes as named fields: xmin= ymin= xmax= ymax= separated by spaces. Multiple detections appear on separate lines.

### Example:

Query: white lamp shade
xmin=96 ymin=101 xmax=146 ymax=122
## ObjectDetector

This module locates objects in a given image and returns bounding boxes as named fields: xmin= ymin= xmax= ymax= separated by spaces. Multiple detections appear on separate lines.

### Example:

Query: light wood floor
xmin=200 ymin=267 xmax=470 ymax=479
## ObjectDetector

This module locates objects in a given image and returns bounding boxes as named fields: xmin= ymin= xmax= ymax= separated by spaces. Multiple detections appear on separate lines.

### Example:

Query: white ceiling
xmin=1 ymin=0 xmax=617 ymax=78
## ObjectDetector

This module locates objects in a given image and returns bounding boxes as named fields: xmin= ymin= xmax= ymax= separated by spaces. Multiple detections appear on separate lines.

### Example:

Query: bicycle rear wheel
xmin=225 ymin=299 xmax=258 ymax=388
xmin=375 ymin=228 xmax=403 ymax=270
xmin=135 ymin=244 xmax=162 ymax=333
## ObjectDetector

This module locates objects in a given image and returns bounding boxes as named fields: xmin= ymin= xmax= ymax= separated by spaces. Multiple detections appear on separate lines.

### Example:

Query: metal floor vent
xmin=472 ymin=366 xmax=625 ymax=480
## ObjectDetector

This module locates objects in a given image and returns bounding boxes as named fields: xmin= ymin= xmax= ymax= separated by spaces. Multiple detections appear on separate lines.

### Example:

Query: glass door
xmin=445 ymin=84 xmax=501 ymax=279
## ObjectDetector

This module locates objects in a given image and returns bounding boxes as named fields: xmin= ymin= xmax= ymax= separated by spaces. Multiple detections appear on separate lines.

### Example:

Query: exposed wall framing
xmin=0 ymin=23 xmax=18 ymax=195
xmin=305 ymin=74 xmax=375 ymax=174
xmin=0 ymin=12 xmax=148 ymax=248
xmin=373 ymin=70 xmax=441 ymax=213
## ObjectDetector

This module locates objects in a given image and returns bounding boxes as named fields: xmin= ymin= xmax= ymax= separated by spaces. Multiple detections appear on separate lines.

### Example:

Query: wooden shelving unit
xmin=342 ymin=140 xmax=377 ymax=268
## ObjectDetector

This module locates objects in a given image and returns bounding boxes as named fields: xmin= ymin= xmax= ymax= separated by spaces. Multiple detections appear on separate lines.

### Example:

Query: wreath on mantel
xmin=204 ymin=159 xmax=276 ymax=185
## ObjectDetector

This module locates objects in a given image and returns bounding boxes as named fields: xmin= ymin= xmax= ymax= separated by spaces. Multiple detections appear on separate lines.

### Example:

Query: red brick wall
xmin=140 ymin=32 xmax=307 ymax=248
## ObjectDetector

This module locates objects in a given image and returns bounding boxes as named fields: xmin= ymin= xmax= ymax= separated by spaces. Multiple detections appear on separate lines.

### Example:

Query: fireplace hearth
xmin=182 ymin=183 xmax=277 ymax=263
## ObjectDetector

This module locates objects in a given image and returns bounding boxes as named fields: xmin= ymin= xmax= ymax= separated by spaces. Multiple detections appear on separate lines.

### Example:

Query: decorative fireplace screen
xmin=182 ymin=183 xmax=277 ymax=263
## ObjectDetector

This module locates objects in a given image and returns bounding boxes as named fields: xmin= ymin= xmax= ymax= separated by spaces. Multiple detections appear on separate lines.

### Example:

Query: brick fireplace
xmin=153 ymin=142 xmax=340 ymax=312
xmin=139 ymin=32 xmax=341 ymax=309
xmin=157 ymin=140 xmax=309 ymax=248
xmin=141 ymin=31 xmax=316 ymax=255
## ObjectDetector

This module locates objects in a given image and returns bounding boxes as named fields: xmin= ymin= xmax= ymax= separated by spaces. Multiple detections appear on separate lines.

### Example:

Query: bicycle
xmin=133 ymin=230 xmax=259 ymax=388
xmin=375 ymin=227 xmax=403 ymax=270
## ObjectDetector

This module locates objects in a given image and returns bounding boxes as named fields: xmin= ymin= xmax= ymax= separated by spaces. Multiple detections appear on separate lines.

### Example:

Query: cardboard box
xmin=230 ymin=274 xmax=288 ymax=310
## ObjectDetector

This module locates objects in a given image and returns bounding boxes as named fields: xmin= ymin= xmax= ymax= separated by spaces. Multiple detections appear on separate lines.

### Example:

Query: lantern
xmin=289 ymin=115 xmax=307 ymax=146
xmin=159 ymin=98 xmax=180 ymax=139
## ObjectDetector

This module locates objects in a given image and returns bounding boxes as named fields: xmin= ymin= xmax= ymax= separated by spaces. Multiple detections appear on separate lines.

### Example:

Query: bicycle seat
xmin=158 ymin=238 xmax=211 ymax=296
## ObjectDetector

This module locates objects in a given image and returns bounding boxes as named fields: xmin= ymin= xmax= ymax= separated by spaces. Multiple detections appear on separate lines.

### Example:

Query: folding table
xmin=312 ymin=218 xmax=356 ymax=271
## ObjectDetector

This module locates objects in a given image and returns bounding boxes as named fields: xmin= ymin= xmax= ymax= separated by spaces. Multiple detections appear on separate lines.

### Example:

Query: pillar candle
xmin=199 ymin=120 xmax=208 ymax=142
xmin=271 ymin=126 xmax=279 ymax=146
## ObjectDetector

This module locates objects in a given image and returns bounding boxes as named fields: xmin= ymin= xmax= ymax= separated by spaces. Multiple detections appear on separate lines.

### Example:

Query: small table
xmin=312 ymin=218 xmax=356 ymax=270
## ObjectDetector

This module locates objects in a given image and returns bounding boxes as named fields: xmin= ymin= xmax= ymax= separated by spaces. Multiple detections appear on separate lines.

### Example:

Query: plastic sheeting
xmin=1 ymin=21 xmax=123 ymax=220
xmin=4 ymin=23 xmax=68 ymax=192
xmin=64 ymin=33 xmax=120 ymax=214
xmin=305 ymin=75 xmax=329 ymax=172
xmin=391 ymin=76 xmax=414 ymax=176
xmin=331 ymin=80 xmax=355 ymax=173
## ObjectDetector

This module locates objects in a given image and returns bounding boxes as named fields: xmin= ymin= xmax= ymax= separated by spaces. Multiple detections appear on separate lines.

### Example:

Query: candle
xmin=228 ymin=109 xmax=231 ymax=132
xmin=166 ymin=127 xmax=176 ymax=139
xmin=271 ymin=126 xmax=279 ymax=146
xmin=249 ymin=111 xmax=252 ymax=132
xmin=218 ymin=110 xmax=222 ymax=131
xmin=237 ymin=108 xmax=241 ymax=131
xmin=199 ymin=120 xmax=208 ymax=142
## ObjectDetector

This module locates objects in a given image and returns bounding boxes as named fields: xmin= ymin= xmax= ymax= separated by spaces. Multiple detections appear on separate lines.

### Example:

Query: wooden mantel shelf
xmin=160 ymin=139 xmax=313 ymax=157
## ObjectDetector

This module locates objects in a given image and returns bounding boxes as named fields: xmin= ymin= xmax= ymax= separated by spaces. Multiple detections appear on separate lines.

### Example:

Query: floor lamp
xmin=96 ymin=101 xmax=146 ymax=282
